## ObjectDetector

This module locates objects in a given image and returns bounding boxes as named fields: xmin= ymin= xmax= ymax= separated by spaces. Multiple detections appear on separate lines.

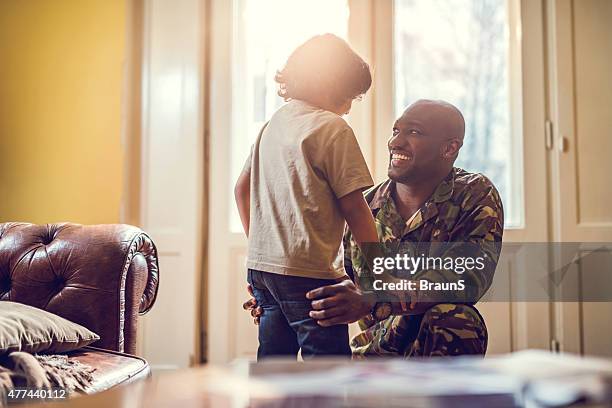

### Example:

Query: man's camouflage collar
xmin=369 ymin=168 xmax=457 ymax=211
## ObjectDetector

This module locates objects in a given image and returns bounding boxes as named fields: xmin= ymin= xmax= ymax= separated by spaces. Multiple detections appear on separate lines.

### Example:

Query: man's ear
xmin=442 ymin=139 xmax=462 ymax=159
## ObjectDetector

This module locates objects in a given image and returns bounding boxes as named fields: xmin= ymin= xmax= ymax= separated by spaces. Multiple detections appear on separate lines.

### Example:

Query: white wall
xmin=138 ymin=0 xmax=205 ymax=370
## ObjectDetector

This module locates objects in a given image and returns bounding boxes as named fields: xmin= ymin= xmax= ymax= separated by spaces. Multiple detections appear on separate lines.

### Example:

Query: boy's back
xmin=234 ymin=33 xmax=378 ymax=360
xmin=246 ymin=99 xmax=373 ymax=279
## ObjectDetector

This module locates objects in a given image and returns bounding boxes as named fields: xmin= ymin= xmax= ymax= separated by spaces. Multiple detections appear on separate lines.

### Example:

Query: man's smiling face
xmin=387 ymin=100 xmax=465 ymax=184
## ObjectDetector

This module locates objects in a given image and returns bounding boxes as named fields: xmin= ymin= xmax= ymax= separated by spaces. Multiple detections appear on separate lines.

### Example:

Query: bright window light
xmin=394 ymin=0 xmax=523 ymax=228
xmin=230 ymin=0 xmax=349 ymax=233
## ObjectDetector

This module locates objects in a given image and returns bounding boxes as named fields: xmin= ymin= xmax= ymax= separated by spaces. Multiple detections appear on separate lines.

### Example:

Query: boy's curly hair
xmin=275 ymin=34 xmax=372 ymax=106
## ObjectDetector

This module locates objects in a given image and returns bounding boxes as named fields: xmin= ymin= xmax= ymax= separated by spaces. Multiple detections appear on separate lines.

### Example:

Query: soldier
xmin=244 ymin=99 xmax=504 ymax=358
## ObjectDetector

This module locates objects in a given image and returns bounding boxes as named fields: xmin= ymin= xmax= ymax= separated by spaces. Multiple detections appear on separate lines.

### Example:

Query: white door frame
xmin=138 ymin=0 xmax=206 ymax=369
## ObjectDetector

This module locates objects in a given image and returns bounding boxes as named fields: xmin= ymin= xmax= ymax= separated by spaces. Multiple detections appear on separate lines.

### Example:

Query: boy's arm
xmin=338 ymin=189 xmax=409 ymax=311
xmin=234 ymin=168 xmax=251 ymax=237
xmin=337 ymin=189 xmax=378 ymax=245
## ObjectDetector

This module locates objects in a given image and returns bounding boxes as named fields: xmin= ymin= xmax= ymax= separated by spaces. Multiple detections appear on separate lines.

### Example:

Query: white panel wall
xmin=547 ymin=0 xmax=612 ymax=357
xmin=139 ymin=0 xmax=204 ymax=370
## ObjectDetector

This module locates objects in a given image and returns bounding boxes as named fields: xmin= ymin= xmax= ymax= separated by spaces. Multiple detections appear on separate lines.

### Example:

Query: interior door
xmin=547 ymin=0 xmax=612 ymax=357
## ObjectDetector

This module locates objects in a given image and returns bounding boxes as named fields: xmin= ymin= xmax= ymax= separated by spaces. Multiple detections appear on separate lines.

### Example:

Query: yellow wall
xmin=0 ymin=0 xmax=126 ymax=224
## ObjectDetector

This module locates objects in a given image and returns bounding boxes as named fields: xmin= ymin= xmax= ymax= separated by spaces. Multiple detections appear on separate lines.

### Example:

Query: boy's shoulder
xmin=274 ymin=100 xmax=352 ymax=137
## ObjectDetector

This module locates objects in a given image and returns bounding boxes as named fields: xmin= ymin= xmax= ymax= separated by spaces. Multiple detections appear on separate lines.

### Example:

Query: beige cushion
xmin=0 ymin=302 xmax=99 ymax=354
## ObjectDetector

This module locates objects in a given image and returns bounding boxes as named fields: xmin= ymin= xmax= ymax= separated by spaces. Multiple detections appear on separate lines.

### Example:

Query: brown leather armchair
xmin=0 ymin=222 xmax=160 ymax=392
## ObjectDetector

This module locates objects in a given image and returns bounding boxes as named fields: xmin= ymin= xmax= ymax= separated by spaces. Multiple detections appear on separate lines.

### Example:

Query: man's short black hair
xmin=275 ymin=33 xmax=372 ymax=106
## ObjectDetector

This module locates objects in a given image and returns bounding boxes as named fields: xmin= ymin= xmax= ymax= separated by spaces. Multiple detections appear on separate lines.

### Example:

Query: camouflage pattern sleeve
xmin=412 ymin=184 xmax=504 ymax=303
xmin=350 ymin=170 xmax=502 ymax=357
xmin=343 ymin=227 xmax=356 ymax=282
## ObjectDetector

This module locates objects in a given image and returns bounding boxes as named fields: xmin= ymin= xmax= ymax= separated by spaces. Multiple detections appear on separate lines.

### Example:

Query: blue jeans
xmin=247 ymin=269 xmax=351 ymax=360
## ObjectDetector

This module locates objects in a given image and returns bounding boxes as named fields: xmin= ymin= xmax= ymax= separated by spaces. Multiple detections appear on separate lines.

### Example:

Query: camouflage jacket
xmin=345 ymin=167 xmax=504 ymax=357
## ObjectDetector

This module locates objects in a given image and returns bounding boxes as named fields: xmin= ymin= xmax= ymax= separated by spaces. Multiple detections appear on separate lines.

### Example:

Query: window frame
xmin=207 ymin=0 xmax=551 ymax=363
xmin=365 ymin=0 xmax=526 ymax=230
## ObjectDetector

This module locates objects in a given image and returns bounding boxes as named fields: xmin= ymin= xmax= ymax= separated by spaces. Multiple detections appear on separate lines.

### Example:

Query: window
xmin=230 ymin=0 xmax=350 ymax=232
xmin=394 ymin=0 xmax=523 ymax=228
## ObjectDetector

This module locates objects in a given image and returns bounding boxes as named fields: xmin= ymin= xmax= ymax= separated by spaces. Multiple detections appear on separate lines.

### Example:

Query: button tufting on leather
xmin=54 ymin=276 xmax=66 ymax=289
xmin=0 ymin=278 xmax=10 ymax=292
xmin=40 ymin=232 xmax=54 ymax=245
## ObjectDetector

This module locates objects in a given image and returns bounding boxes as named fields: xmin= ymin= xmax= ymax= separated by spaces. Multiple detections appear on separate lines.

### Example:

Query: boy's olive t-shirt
xmin=244 ymin=100 xmax=374 ymax=279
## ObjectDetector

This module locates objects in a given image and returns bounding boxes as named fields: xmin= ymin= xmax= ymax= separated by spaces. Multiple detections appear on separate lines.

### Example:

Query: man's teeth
xmin=392 ymin=153 xmax=410 ymax=160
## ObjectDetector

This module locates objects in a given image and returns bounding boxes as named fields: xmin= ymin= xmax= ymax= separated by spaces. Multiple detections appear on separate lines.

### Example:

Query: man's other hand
xmin=243 ymin=284 xmax=262 ymax=325
xmin=306 ymin=279 xmax=376 ymax=327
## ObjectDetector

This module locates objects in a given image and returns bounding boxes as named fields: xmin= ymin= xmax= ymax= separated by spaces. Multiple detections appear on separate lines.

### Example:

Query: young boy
xmin=234 ymin=34 xmax=379 ymax=359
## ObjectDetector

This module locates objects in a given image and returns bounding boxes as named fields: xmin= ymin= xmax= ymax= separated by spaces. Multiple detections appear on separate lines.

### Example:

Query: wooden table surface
xmin=19 ymin=356 xmax=612 ymax=408
xmin=20 ymin=359 xmax=520 ymax=408
xmin=24 ymin=364 xmax=240 ymax=408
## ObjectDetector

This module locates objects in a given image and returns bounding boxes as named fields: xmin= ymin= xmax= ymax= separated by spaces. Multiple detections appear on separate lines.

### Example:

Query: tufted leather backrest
xmin=0 ymin=223 xmax=159 ymax=354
